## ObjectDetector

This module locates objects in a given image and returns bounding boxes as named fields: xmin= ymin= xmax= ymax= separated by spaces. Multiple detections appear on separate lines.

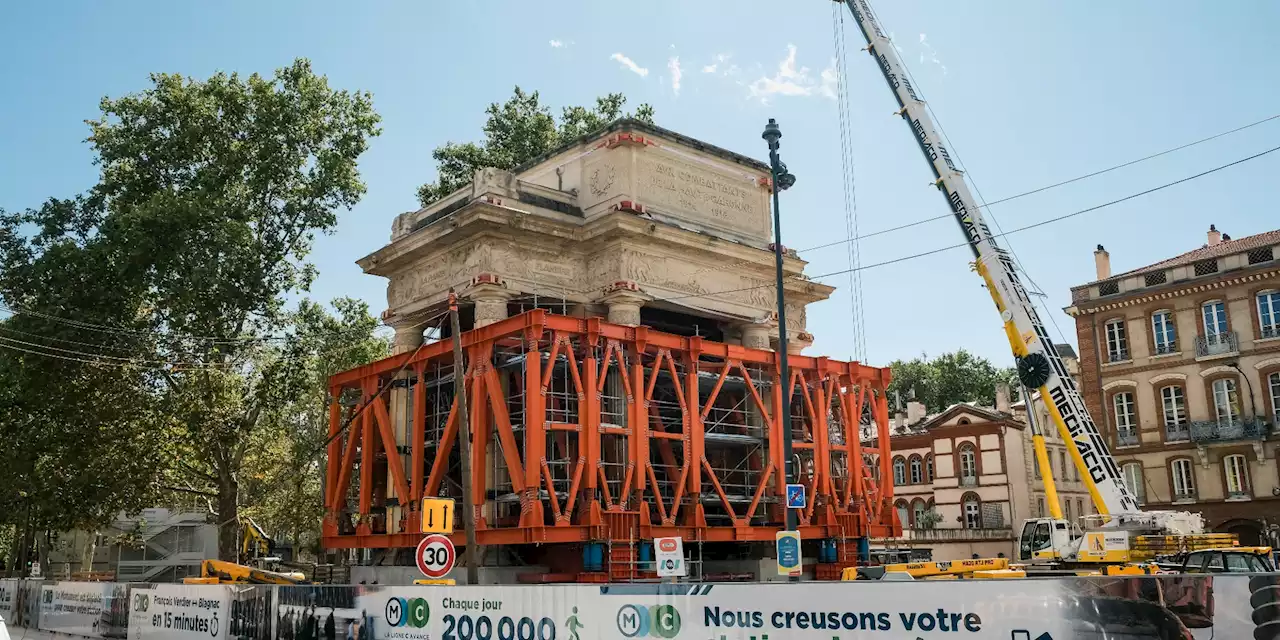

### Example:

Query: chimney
xmin=906 ymin=401 xmax=927 ymax=425
xmin=1207 ymin=224 xmax=1221 ymax=246
xmin=1093 ymin=244 xmax=1111 ymax=280
xmin=1222 ymin=233 xmax=1232 ymax=241
xmin=995 ymin=383 xmax=1011 ymax=414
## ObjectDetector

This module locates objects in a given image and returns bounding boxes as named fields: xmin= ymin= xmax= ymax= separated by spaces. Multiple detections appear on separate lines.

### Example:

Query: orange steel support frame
xmin=321 ymin=310 xmax=900 ymax=550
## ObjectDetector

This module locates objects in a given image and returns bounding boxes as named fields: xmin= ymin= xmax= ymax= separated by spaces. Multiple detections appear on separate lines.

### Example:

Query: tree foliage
xmin=416 ymin=87 xmax=655 ymax=207
xmin=0 ymin=59 xmax=382 ymax=562
xmin=886 ymin=350 xmax=1018 ymax=413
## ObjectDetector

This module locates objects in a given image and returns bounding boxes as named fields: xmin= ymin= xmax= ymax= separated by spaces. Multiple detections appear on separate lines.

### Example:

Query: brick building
xmin=1065 ymin=225 xmax=1280 ymax=545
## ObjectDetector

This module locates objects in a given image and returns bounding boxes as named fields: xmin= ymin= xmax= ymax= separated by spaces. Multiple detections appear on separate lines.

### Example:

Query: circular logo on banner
xmin=617 ymin=605 xmax=681 ymax=638
xmin=416 ymin=534 xmax=457 ymax=579
xmin=385 ymin=598 xmax=430 ymax=628
xmin=657 ymin=539 xmax=678 ymax=553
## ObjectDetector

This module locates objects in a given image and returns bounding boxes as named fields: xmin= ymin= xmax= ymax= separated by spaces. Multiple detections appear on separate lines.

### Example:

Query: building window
xmin=1033 ymin=453 xmax=1041 ymax=479
xmin=1212 ymin=378 xmax=1241 ymax=427
xmin=912 ymin=498 xmax=926 ymax=528
xmin=1112 ymin=391 xmax=1138 ymax=446
xmin=909 ymin=456 xmax=923 ymax=484
xmin=893 ymin=456 xmax=907 ymax=486
xmin=1171 ymin=458 xmax=1196 ymax=501
xmin=1122 ymin=462 xmax=1145 ymax=505
xmin=1061 ymin=449 xmax=1071 ymax=481
xmin=962 ymin=492 xmax=981 ymax=529
xmin=1161 ymin=385 xmax=1189 ymax=442
xmin=895 ymin=500 xmax=909 ymax=528
xmin=1104 ymin=318 xmax=1129 ymax=362
xmin=1259 ymin=290 xmax=1280 ymax=339
xmin=1202 ymin=300 xmax=1229 ymax=343
xmin=1036 ymin=496 xmax=1045 ymax=517
xmin=925 ymin=454 xmax=934 ymax=482
xmin=1151 ymin=310 xmax=1177 ymax=354
xmin=1077 ymin=498 xmax=1085 ymax=519
xmin=1224 ymin=454 xmax=1250 ymax=498
xmin=1064 ymin=499 xmax=1072 ymax=522
xmin=1269 ymin=372 xmax=1280 ymax=422
xmin=958 ymin=444 xmax=977 ymax=486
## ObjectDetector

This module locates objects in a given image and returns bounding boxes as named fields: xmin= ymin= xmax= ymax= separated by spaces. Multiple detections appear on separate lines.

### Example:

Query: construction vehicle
xmin=834 ymin=0 xmax=1267 ymax=573
xmin=183 ymin=559 xmax=311 ymax=585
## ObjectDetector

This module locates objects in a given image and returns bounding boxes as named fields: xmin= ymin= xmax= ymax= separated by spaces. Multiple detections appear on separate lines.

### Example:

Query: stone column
xmin=740 ymin=323 xmax=773 ymax=351
xmin=467 ymin=274 xmax=512 ymax=328
xmin=788 ymin=331 xmax=815 ymax=355
xmin=599 ymin=281 xmax=649 ymax=327
xmin=391 ymin=320 xmax=426 ymax=355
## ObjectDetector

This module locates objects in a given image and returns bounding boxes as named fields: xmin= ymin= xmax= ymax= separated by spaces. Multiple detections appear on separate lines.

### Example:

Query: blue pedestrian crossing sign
xmin=786 ymin=484 xmax=806 ymax=509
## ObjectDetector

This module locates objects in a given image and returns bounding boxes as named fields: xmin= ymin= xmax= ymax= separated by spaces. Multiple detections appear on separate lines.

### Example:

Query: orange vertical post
xmin=522 ymin=328 xmax=545 ymax=527
xmin=876 ymin=387 xmax=893 ymax=506
xmin=770 ymin=366 xmax=786 ymax=521
xmin=327 ymin=389 xmax=341 ymax=506
xmin=410 ymin=364 xmax=426 ymax=506
xmin=630 ymin=336 xmax=648 ymax=509
xmin=684 ymin=339 xmax=705 ymax=527
xmin=582 ymin=341 xmax=600 ymax=504
xmin=358 ymin=382 xmax=374 ymax=529
xmin=470 ymin=345 xmax=489 ymax=528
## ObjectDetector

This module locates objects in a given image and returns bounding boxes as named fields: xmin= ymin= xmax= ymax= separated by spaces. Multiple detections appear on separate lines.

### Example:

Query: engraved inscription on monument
xmin=639 ymin=154 xmax=767 ymax=239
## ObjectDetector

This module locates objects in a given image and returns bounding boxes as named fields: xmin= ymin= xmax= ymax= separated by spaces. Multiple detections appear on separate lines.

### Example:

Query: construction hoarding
xmin=0 ymin=574 xmax=1276 ymax=639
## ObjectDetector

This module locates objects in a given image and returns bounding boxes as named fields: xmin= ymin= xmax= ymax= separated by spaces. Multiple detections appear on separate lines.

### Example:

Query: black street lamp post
xmin=762 ymin=119 xmax=799 ymax=547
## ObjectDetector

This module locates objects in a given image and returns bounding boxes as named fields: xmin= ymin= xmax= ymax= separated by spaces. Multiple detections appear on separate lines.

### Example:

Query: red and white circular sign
xmin=415 ymin=534 xmax=456 ymax=578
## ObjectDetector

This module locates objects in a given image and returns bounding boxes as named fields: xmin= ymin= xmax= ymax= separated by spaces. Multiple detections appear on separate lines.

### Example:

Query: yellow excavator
xmin=183 ymin=559 xmax=310 ymax=585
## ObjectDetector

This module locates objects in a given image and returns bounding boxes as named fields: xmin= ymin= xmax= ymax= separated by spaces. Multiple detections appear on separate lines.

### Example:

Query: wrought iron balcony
xmin=1154 ymin=343 xmax=1179 ymax=356
xmin=1264 ymin=325 xmax=1280 ymax=340
xmin=1195 ymin=332 xmax=1239 ymax=359
xmin=1164 ymin=423 xmax=1191 ymax=443
xmin=1116 ymin=431 xmax=1139 ymax=447
xmin=1188 ymin=418 xmax=1267 ymax=443
xmin=1107 ymin=348 xmax=1130 ymax=363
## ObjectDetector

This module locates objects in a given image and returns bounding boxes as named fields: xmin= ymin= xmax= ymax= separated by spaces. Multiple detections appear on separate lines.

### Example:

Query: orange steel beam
xmin=322 ymin=309 xmax=896 ymax=550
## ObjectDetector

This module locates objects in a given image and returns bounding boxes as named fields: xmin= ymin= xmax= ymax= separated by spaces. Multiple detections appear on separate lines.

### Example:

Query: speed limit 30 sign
xmin=416 ymin=533 xmax=456 ymax=579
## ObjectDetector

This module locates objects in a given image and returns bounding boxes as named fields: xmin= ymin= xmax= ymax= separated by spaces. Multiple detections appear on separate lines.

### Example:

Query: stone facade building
xmin=356 ymin=119 xmax=838 ymax=540
xmin=1065 ymin=225 xmax=1280 ymax=545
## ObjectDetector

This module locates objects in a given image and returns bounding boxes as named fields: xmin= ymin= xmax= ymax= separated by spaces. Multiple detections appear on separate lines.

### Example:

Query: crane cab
xmin=1017 ymin=518 xmax=1074 ymax=564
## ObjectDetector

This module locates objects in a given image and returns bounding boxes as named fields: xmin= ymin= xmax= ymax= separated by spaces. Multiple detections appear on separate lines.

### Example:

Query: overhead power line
xmin=649 ymin=143 xmax=1280 ymax=305
xmin=800 ymin=112 xmax=1280 ymax=254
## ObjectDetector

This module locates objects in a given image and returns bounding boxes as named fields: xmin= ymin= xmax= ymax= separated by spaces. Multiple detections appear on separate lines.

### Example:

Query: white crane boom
xmin=837 ymin=0 xmax=1141 ymax=517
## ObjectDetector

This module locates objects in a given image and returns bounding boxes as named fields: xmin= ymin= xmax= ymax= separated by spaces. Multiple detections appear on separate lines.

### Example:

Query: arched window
xmin=1211 ymin=378 xmax=1241 ymax=427
xmin=1202 ymin=300 xmax=1229 ymax=347
xmin=1122 ymin=462 xmax=1145 ymax=505
xmin=895 ymin=499 xmax=909 ymax=529
xmin=958 ymin=443 xmax=977 ymax=486
xmin=1112 ymin=391 xmax=1137 ymax=447
xmin=1160 ymin=385 xmax=1189 ymax=442
xmin=1104 ymin=317 xmax=1128 ymax=362
xmin=1224 ymin=454 xmax=1250 ymax=498
xmin=908 ymin=455 xmax=923 ymax=484
xmin=1151 ymin=309 xmax=1177 ymax=355
xmin=911 ymin=498 xmax=926 ymax=529
xmin=961 ymin=492 xmax=982 ymax=529
xmin=1170 ymin=458 xmax=1196 ymax=501
xmin=1268 ymin=371 xmax=1280 ymax=422
xmin=1260 ymin=290 xmax=1280 ymax=339
xmin=957 ymin=417 xmax=971 ymax=425
xmin=925 ymin=454 xmax=934 ymax=482
xmin=892 ymin=456 xmax=907 ymax=486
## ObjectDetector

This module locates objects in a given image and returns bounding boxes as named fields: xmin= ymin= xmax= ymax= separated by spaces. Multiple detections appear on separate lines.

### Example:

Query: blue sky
xmin=3 ymin=1 xmax=1279 ymax=370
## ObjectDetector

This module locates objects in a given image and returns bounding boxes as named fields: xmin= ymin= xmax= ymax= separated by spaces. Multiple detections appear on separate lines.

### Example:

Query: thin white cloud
xmin=918 ymin=33 xmax=948 ymax=75
xmin=703 ymin=52 xmax=733 ymax=74
xmin=549 ymin=40 xmax=565 ymax=48
xmin=611 ymin=52 xmax=649 ymax=77
xmin=668 ymin=56 xmax=683 ymax=95
xmin=819 ymin=60 xmax=839 ymax=99
xmin=746 ymin=45 xmax=838 ymax=104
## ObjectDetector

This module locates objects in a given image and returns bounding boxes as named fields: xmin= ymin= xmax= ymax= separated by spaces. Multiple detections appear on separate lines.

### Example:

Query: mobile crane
xmin=833 ymin=0 xmax=1263 ymax=572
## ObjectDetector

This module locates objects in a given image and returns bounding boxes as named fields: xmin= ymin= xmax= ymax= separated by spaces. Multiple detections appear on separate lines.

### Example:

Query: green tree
xmin=886 ymin=350 xmax=1017 ymax=413
xmin=238 ymin=298 xmax=388 ymax=557
xmin=416 ymin=87 xmax=655 ymax=207
xmin=1 ymin=59 xmax=381 ymax=561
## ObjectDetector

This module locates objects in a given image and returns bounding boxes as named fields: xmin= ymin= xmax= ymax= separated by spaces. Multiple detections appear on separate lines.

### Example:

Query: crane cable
xmin=831 ymin=2 xmax=867 ymax=362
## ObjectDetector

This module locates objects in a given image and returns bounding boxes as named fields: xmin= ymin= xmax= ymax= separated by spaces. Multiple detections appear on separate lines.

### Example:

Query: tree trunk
xmin=80 ymin=530 xmax=98 ymax=572
xmin=217 ymin=473 xmax=240 ymax=562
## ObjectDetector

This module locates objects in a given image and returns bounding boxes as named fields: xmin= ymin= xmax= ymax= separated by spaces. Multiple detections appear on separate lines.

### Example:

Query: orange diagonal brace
xmin=372 ymin=395 xmax=413 ymax=510
xmin=484 ymin=367 xmax=526 ymax=491
xmin=542 ymin=459 xmax=562 ymax=521
xmin=424 ymin=396 xmax=459 ymax=497
xmin=701 ymin=457 xmax=737 ymax=521
xmin=647 ymin=464 xmax=668 ymax=524
xmin=331 ymin=405 xmax=362 ymax=511
xmin=699 ymin=361 xmax=732 ymax=421
xmin=745 ymin=460 xmax=775 ymax=521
